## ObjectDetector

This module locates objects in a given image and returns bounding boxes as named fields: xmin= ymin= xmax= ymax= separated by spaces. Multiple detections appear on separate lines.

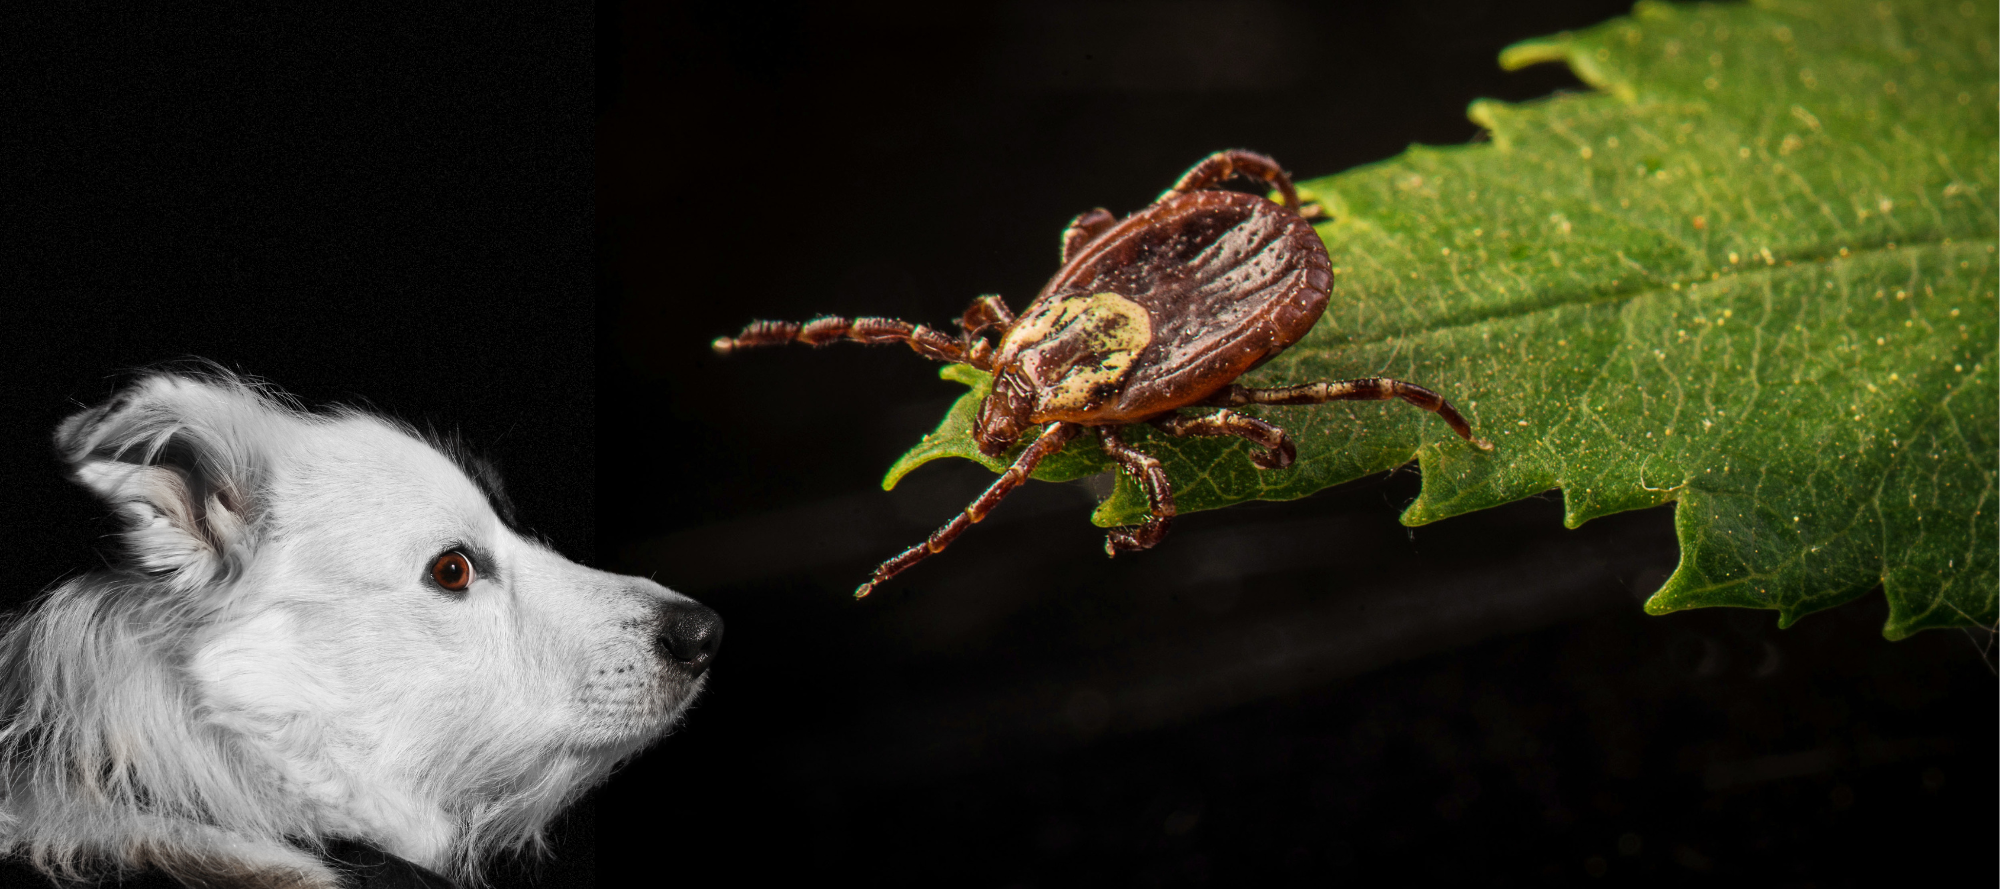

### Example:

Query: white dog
xmin=0 ymin=369 xmax=720 ymax=888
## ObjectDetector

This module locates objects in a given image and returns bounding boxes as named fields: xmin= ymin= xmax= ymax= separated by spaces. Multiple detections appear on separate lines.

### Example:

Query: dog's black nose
xmin=657 ymin=602 xmax=723 ymax=677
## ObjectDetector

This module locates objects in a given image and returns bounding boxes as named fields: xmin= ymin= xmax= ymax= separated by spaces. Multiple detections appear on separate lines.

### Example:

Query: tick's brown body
xmin=715 ymin=150 xmax=1491 ymax=598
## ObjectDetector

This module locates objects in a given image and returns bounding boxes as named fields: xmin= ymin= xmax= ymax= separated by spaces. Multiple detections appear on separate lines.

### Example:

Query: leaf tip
xmin=1090 ymin=474 xmax=1147 ymax=529
xmin=1643 ymin=561 xmax=1701 ymax=615
xmin=880 ymin=363 xmax=997 ymax=491
xmin=1498 ymin=40 xmax=1569 ymax=73
xmin=881 ymin=458 xmax=916 ymax=491
xmin=1398 ymin=474 xmax=1446 ymax=528
xmin=1498 ymin=29 xmax=1628 ymax=98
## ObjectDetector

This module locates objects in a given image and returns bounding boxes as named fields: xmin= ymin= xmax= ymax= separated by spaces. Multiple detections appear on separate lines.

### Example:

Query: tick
xmin=715 ymin=150 xmax=1492 ymax=598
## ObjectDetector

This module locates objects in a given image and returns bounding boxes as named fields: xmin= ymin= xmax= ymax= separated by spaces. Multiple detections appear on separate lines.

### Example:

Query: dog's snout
xmin=656 ymin=602 xmax=723 ymax=676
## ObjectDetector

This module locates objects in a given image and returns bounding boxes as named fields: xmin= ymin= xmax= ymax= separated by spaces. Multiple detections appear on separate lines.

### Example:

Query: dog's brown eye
xmin=430 ymin=551 xmax=475 ymax=592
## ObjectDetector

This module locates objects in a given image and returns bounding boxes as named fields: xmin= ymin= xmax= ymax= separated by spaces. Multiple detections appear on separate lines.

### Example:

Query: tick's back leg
xmin=713 ymin=316 xmax=984 ymax=368
xmin=1150 ymin=409 xmax=1297 ymax=469
xmin=1098 ymin=425 xmax=1176 ymax=556
xmin=1163 ymin=150 xmax=1300 ymax=211
xmin=856 ymin=422 xmax=1082 ymax=598
xmin=1061 ymin=208 xmax=1116 ymax=265
xmin=1204 ymin=379 xmax=1494 ymax=451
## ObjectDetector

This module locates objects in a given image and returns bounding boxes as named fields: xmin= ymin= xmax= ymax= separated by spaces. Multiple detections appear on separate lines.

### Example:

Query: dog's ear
xmin=56 ymin=373 xmax=281 ymax=590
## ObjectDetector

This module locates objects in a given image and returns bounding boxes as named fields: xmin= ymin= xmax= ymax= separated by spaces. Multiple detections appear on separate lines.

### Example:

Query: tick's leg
xmin=712 ymin=316 xmax=987 ymax=370
xmin=957 ymin=295 xmax=1016 ymax=339
xmin=1162 ymin=149 xmax=1300 ymax=211
xmin=1150 ymin=409 xmax=1297 ymax=470
xmin=1060 ymin=208 xmax=1116 ymax=265
xmin=1204 ymin=379 xmax=1495 ymax=451
xmin=1098 ymin=425 xmax=1176 ymax=556
xmin=955 ymin=296 xmax=1016 ymax=366
xmin=855 ymin=422 xmax=1083 ymax=599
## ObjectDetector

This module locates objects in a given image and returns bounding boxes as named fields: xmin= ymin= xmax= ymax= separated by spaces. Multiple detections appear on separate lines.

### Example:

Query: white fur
xmin=0 ymin=369 xmax=707 ymax=887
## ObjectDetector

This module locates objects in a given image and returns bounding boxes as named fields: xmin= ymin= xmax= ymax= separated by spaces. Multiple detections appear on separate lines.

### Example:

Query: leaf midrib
xmin=1298 ymin=232 xmax=1985 ymax=353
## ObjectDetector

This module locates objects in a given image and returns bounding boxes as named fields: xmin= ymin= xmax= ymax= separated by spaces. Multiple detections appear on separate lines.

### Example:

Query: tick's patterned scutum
xmin=1032 ymin=190 xmax=1333 ymax=421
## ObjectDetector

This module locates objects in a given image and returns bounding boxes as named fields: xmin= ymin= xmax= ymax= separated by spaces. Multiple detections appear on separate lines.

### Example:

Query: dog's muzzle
xmin=655 ymin=602 xmax=723 ymax=678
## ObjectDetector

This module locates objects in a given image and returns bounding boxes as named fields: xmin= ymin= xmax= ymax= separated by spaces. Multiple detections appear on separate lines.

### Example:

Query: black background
xmin=4 ymin=1 xmax=1994 ymax=887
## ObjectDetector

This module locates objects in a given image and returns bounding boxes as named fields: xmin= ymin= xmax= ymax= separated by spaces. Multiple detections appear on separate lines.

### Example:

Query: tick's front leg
xmin=713 ymin=316 xmax=987 ymax=369
xmin=1150 ymin=409 xmax=1297 ymax=469
xmin=856 ymin=422 xmax=1082 ymax=598
xmin=1098 ymin=425 xmax=1176 ymax=556
xmin=957 ymin=295 xmax=1016 ymax=339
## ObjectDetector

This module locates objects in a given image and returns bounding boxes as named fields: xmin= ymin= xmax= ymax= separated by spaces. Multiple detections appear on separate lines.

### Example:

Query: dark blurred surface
xmin=596 ymin=0 xmax=1995 ymax=885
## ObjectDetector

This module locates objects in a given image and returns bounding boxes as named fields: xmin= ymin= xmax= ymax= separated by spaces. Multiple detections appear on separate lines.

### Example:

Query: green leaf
xmin=885 ymin=0 xmax=1997 ymax=639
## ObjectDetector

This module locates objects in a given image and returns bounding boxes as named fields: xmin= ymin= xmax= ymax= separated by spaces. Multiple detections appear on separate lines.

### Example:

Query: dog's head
xmin=44 ymin=368 xmax=718 ymax=870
